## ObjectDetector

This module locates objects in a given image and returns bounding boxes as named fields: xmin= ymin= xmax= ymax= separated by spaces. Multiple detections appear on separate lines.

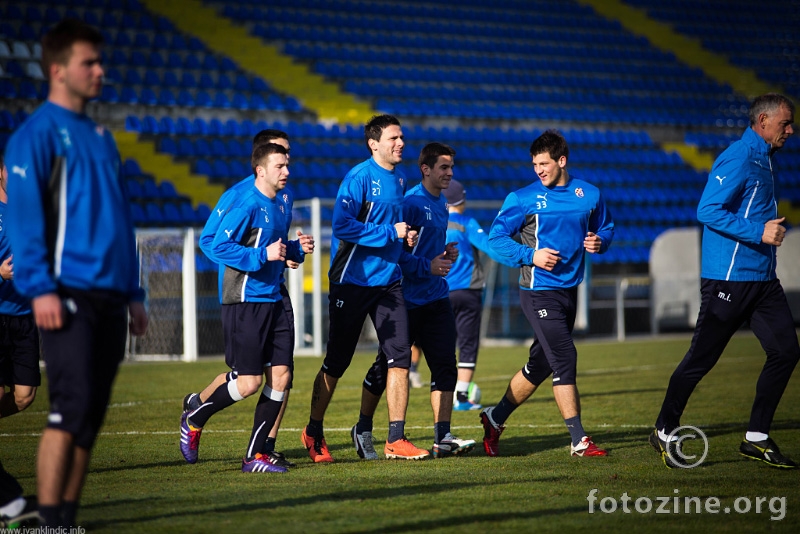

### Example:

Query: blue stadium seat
xmin=162 ymin=202 xmax=183 ymax=225
xmin=141 ymin=179 xmax=161 ymax=199
xmin=144 ymin=203 xmax=164 ymax=226
xmin=130 ymin=203 xmax=147 ymax=226
xmin=127 ymin=180 xmax=143 ymax=199
xmin=123 ymin=159 xmax=143 ymax=177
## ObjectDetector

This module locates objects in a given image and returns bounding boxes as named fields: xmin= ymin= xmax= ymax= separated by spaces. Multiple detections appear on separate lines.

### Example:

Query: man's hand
xmin=297 ymin=229 xmax=315 ymax=254
xmin=0 ymin=255 xmax=13 ymax=281
xmin=267 ymin=238 xmax=286 ymax=262
xmin=129 ymin=301 xmax=148 ymax=336
xmin=533 ymin=248 xmax=562 ymax=271
xmin=32 ymin=293 xmax=63 ymax=330
xmin=286 ymin=260 xmax=301 ymax=269
xmin=762 ymin=217 xmax=787 ymax=246
xmin=395 ymin=222 xmax=410 ymax=239
xmin=444 ymin=241 xmax=459 ymax=261
xmin=583 ymin=232 xmax=602 ymax=253
xmin=406 ymin=230 xmax=419 ymax=248
xmin=431 ymin=252 xmax=453 ymax=277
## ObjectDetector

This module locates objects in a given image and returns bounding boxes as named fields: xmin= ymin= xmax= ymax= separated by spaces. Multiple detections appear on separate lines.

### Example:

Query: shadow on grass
xmin=83 ymin=477 xmax=577 ymax=530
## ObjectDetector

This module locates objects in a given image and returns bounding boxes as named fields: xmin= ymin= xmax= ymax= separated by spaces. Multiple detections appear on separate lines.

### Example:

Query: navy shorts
xmin=449 ymin=289 xmax=483 ymax=368
xmin=41 ymin=288 xmax=128 ymax=449
xmin=323 ymin=281 xmax=410 ymax=378
xmin=519 ymin=287 xmax=579 ymax=386
xmin=0 ymin=313 xmax=41 ymax=387
xmin=364 ymin=297 xmax=458 ymax=393
xmin=409 ymin=297 xmax=458 ymax=391
xmin=222 ymin=300 xmax=293 ymax=376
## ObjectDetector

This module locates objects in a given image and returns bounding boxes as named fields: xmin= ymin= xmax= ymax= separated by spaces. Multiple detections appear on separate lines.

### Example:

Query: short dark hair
xmin=530 ymin=130 xmax=569 ymax=162
xmin=364 ymin=114 xmax=401 ymax=153
xmin=41 ymin=18 xmax=103 ymax=81
xmin=749 ymin=93 xmax=795 ymax=126
xmin=253 ymin=129 xmax=288 ymax=150
xmin=418 ymin=142 xmax=456 ymax=171
xmin=251 ymin=142 xmax=288 ymax=175
xmin=0 ymin=153 xmax=4 ymax=169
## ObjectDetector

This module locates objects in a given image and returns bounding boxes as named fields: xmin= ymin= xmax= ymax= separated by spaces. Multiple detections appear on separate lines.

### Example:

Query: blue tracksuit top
xmin=5 ymin=101 xmax=143 ymax=301
xmin=210 ymin=185 xmax=289 ymax=304
xmin=0 ymin=200 xmax=31 ymax=315
xmin=200 ymin=176 xmax=302 ymax=285
xmin=489 ymin=176 xmax=614 ymax=290
xmin=329 ymin=158 xmax=408 ymax=287
xmin=446 ymin=210 xmax=515 ymax=291
xmin=698 ymin=127 xmax=782 ymax=282
xmin=397 ymin=184 xmax=450 ymax=308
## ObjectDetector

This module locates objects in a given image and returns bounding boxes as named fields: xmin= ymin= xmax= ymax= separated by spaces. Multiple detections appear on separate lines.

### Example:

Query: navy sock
xmin=189 ymin=381 xmax=241 ymax=428
xmin=388 ymin=421 xmax=405 ymax=443
xmin=356 ymin=411 xmax=373 ymax=434
xmin=246 ymin=396 xmax=282 ymax=460
xmin=306 ymin=417 xmax=324 ymax=438
xmin=261 ymin=437 xmax=277 ymax=454
xmin=491 ymin=395 xmax=519 ymax=426
xmin=564 ymin=415 xmax=586 ymax=446
xmin=409 ymin=361 xmax=418 ymax=373
xmin=434 ymin=421 xmax=451 ymax=444
xmin=61 ymin=501 xmax=78 ymax=528
xmin=39 ymin=505 xmax=62 ymax=528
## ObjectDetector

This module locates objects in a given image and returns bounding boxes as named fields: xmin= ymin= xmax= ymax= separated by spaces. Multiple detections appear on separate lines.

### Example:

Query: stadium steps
xmin=661 ymin=142 xmax=715 ymax=172
xmin=140 ymin=0 xmax=375 ymax=124
xmin=577 ymin=0 xmax=781 ymax=98
xmin=113 ymin=131 xmax=224 ymax=208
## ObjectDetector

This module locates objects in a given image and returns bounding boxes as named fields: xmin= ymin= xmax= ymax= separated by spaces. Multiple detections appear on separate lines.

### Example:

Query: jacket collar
xmin=742 ymin=126 xmax=772 ymax=158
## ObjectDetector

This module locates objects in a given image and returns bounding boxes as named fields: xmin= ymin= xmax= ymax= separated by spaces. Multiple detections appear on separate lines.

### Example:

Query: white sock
xmin=745 ymin=431 xmax=769 ymax=442
xmin=658 ymin=428 xmax=678 ymax=442
xmin=455 ymin=380 xmax=470 ymax=393
xmin=0 ymin=497 xmax=26 ymax=518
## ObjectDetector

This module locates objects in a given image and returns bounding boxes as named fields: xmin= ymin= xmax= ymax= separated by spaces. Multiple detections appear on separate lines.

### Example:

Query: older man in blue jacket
xmin=652 ymin=93 xmax=799 ymax=469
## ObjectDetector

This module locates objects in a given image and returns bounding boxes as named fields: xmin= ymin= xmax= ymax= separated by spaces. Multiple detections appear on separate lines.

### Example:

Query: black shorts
xmin=222 ymin=300 xmax=293 ymax=376
xmin=0 ymin=313 xmax=41 ymax=387
xmin=409 ymin=297 xmax=457 ymax=391
xmin=449 ymin=289 xmax=483 ymax=367
xmin=323 ymin=281 xmax=410 ymax=378
xmin=519 ymin=287 xmax=578 ymax=386
xmin=41 ymin=288 xmax=128 ymax=449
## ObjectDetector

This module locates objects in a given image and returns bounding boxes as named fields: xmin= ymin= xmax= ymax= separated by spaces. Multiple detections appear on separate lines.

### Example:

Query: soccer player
xmin=0 ymin=154 xmax=41 ymax=529
xmin=180 ymin=142 xmax=299 ymax=473
xmin=481 ymin=130 xmax=614 ymax=458
xmin=651 ymin=93 xmax=799 ymax=469
xmin=185 ymin=129 xmax=314 ymax=469
xmin=443 ymin=179 xmax=516 ymax=411
xmin=352 ymin=143 xmax=476 ymax=460
xmin=4 ymin=19 xmax=148 ymax=528
xmin=301 ymin=114 xmax=426 ymax=462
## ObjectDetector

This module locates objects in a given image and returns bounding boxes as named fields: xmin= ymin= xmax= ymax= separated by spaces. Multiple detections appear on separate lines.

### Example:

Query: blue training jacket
xmin=489 ymin=176 xmax=614 ymax=291
xmin=5 ymin=102 xmax=143 ymax=301
xmin=210 ymin=186 xmax=290 ymax=304
xmin=0 ymin=200 xmax=31 ymax=315
xmin=446 ymin=210 xmax=515 ymax=291
xmin=698 ymin=127 xmax=782 ymax=282
xmin=329 ymin=158 xmax=408 ymax=287
xmin=397 ymin=184 xmax=449 ymax=308
xmin=199 ymin=176 xmax=302 ymax=287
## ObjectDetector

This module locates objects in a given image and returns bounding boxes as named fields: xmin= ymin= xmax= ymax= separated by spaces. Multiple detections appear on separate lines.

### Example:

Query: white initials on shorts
xmin=537 ymin=309 xmax=548 ymax=318
xmin=336 ymin=299 xmax=344 ymax=308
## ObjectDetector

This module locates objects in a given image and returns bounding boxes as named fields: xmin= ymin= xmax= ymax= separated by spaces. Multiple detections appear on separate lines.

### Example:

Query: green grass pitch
xmin=2 ymin=333 xmax=798 ymax=532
